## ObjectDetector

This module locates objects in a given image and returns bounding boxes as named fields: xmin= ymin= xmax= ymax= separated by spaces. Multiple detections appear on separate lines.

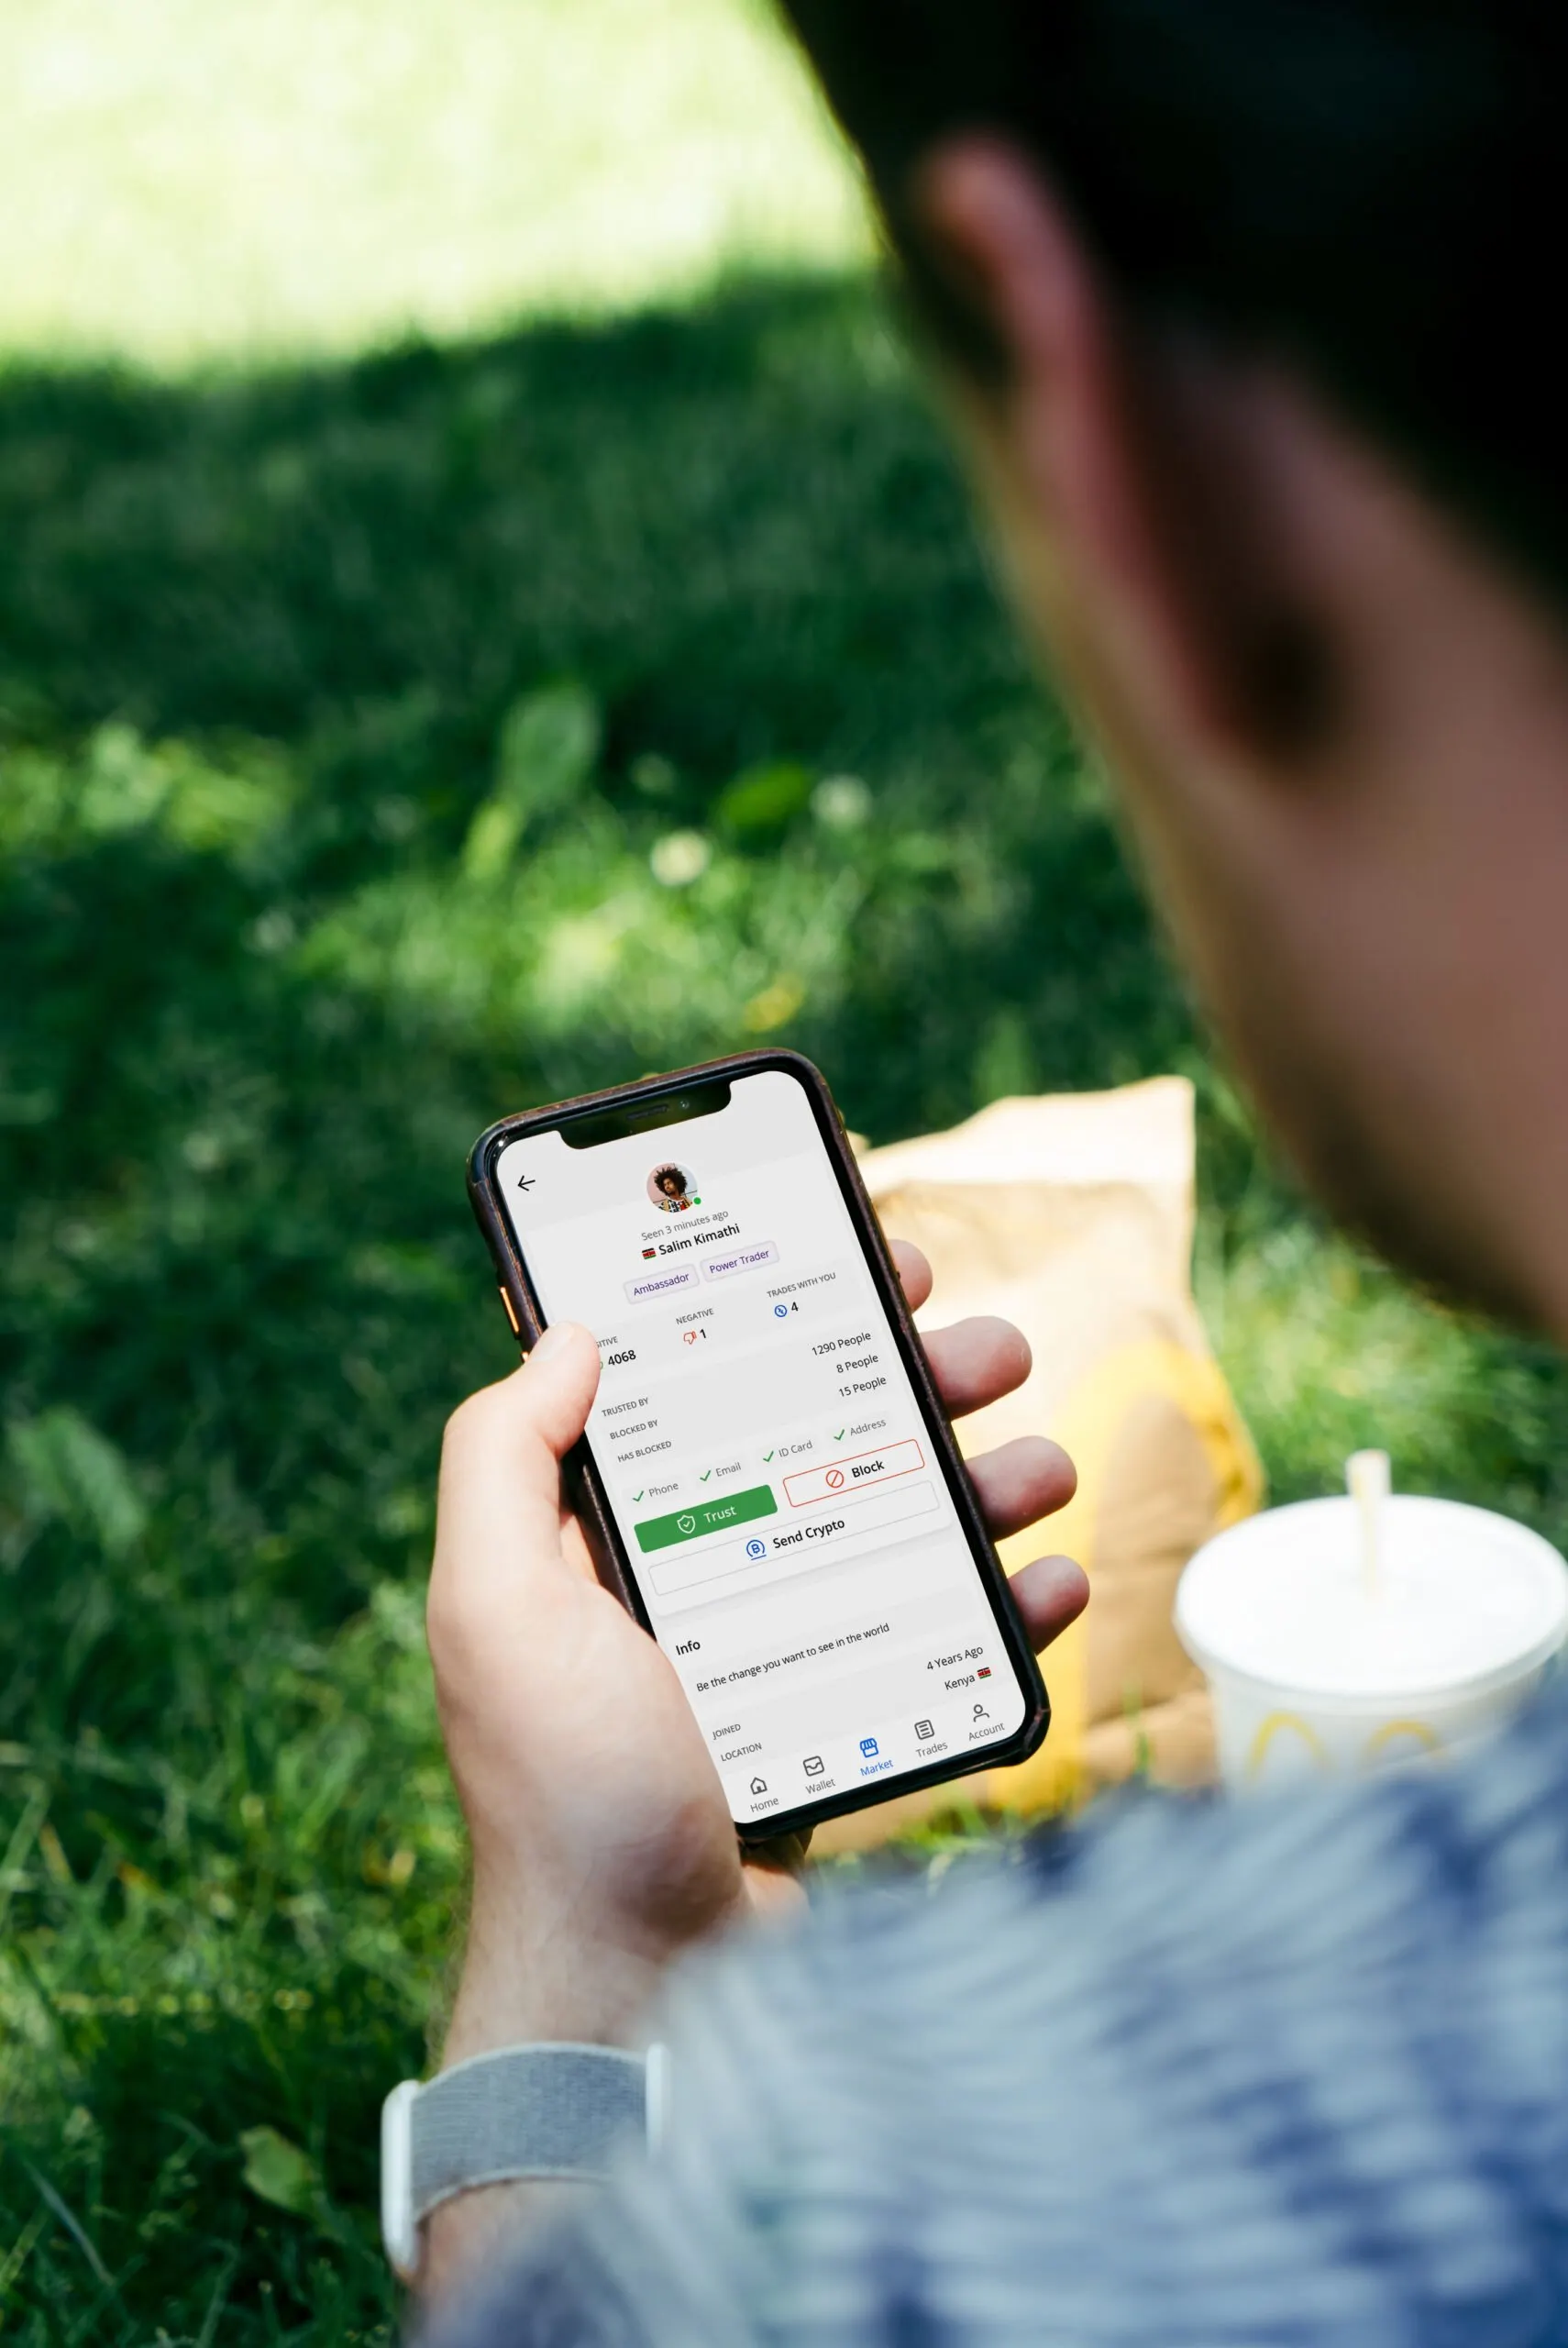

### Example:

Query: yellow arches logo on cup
xmin=1245 ymin=1711 xmax=1330 ymax=1782
xmin=1245 ymin=1710 xmax=1445 ymax=1783
xmin=1363 ymin=1717 xmax=1444 ymax=1764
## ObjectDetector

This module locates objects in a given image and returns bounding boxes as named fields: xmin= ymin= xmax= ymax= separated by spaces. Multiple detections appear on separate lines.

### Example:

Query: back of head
xmin=779 ymin=3 xmax=1568 ymax=1336
xmin=782 ymin=0 xmax=1565 ymax=610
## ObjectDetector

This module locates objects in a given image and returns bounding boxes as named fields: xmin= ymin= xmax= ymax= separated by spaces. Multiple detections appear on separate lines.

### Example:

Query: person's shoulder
xmin=446 ymin=1695 xmax=1568 ymax=2345
xmin=741 ymin=1686 xmax=1568 ymax=2015
xmin=657 ymin=1689 xmax=1568 ymax=2214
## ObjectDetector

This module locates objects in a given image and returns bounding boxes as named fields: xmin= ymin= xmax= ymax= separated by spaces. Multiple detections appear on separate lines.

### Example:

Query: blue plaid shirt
xmin=439 ymin=1685 xmax=1568 ymax=2345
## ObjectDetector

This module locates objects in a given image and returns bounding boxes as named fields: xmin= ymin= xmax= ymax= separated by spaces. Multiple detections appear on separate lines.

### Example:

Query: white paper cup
xmin=1176 ymin=1494 xmax=1568 ymax=1793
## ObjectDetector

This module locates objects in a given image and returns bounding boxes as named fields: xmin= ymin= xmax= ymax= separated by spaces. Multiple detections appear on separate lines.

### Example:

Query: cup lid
xmin=1176 ymin=1494 xmax=1568 ymax=1700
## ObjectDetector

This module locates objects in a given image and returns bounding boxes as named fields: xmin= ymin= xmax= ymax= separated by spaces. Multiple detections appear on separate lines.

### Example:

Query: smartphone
xmin=469 ymin=1050 xmax=1047 ymax=1841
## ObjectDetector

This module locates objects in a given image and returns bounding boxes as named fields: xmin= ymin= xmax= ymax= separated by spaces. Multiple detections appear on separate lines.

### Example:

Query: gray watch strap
xmin=414 ymin=2043 xmax=646 ymax=2206
xmin=381 ymin=2042 xmax=666 ymax=2276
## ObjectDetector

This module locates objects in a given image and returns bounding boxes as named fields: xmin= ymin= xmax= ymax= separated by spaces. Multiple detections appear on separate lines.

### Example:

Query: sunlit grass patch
xmin=0 ymin=0 xmax=871 ymax=369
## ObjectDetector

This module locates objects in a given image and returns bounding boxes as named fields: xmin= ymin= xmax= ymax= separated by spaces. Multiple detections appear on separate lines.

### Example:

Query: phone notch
xmin=560 ymin=1080 xmax=731 ymax=1150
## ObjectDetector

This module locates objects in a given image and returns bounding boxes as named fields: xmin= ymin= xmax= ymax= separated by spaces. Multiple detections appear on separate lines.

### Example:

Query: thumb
xmin=431 ymin=1323 xmax=602 ymax=1623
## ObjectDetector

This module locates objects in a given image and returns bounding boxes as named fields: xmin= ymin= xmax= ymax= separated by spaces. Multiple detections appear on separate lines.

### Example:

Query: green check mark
xmin=632 ymin=1490 xmax=644 ymax=1503
xmin=833 ymin=1427 xmax=846 ymax=1442
xmin=762 ymin=1449 xmax=775 ymax=1463
xmin=700 ymin=1469 xmax=712 ymax=1482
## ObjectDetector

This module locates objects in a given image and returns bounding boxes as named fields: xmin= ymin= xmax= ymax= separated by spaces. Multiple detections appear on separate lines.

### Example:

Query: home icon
xmin=749 ymin=1776 xmax=767 ymax=1796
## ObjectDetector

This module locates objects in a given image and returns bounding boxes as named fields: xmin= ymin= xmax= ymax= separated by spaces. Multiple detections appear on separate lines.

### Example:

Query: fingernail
xmin=528 ymin=1322 xmax=579 ymax=1367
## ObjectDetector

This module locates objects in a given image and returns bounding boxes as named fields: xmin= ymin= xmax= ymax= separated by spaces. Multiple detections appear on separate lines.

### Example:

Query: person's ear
xmin=915 ymin=140 xmax=1338 ymax=769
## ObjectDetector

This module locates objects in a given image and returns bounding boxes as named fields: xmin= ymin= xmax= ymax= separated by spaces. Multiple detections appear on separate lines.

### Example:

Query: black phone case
xmin=467 ymin=1047 xmax=1049 ymax=1844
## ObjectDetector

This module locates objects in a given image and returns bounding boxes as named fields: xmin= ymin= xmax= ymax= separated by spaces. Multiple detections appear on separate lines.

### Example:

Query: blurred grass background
xmin=4 ymin=2 xmax=1567 ymax=2341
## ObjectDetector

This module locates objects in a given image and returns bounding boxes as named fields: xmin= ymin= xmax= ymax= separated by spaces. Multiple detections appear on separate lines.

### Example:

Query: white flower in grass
xmin=650 ymin=830 xmax=711 ymax=887
xmin=812 ymin=773 xmax=871 ymax=829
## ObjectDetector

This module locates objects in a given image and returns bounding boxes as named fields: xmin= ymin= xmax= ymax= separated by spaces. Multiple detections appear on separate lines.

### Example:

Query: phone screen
xmin=497 ymin=1066 xmax=1032 ymax=1828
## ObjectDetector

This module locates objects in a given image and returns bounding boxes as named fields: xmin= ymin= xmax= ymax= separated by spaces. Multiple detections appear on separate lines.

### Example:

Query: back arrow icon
xmin=516 ymin=1174 xmax=536 ymax=1191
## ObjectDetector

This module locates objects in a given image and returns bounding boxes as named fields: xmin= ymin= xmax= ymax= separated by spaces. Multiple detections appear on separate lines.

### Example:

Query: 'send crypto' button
xmin=635 ymin=1484 xmax=777 ymax=1553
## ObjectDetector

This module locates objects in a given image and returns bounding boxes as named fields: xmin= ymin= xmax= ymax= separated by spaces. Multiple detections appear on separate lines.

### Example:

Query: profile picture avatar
xmin=648 ymin=1162 xmax=698 ymax=1214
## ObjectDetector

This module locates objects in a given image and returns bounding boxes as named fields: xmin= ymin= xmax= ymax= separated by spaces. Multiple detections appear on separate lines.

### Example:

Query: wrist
xmin=441 ymin=1941 xmax=656 ymax=2071
xmin=441 ymin=1870 xmax=747 ymax=2070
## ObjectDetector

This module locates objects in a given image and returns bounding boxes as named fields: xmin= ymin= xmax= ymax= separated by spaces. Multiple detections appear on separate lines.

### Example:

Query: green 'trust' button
xmin=635 ymin=1484 xmax=777 ymax=1553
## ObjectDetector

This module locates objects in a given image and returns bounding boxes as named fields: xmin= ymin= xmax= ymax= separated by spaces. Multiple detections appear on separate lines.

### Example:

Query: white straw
xmin=1346 ymin=1449 xmax=1391 ymax=1597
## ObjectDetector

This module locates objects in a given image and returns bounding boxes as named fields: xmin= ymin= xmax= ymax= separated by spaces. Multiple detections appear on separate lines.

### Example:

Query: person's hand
xmin=426 ymin=1240 xmax=1086 ymax=2083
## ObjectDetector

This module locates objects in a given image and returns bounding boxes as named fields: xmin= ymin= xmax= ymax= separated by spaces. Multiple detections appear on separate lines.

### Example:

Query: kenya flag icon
xmin=642 ymin=1247 xmax=657 ymax=1259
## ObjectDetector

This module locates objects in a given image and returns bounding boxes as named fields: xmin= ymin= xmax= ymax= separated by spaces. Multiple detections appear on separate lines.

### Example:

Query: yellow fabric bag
xmin=813 ymin=1078 xmax=1262 ymax=1852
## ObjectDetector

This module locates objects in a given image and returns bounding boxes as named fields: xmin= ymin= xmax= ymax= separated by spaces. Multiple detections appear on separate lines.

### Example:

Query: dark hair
xmin=778 ymin=0 xmax=1565 ymax=602
xmin=655 ymin=1166 xmax=688 ymax=1193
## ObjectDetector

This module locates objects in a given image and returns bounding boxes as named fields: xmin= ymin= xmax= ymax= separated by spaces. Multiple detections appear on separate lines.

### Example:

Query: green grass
xmin=6 ymin=7 xmax=1568 ymax=2343
xmin=0 ymin=0 xmax=869 ymax=368
xmin=6 ymin=270 xmax=1568 ymax=2346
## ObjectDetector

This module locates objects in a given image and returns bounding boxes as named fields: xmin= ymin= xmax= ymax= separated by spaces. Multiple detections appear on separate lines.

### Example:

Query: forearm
xmin=420 ymin=1899 xmax=674 ymax=2306
xmin=418 ymin=1862 xmax=803 ymax=2306
xmin=422 ymin=2175 xmax=594 ymax=2306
